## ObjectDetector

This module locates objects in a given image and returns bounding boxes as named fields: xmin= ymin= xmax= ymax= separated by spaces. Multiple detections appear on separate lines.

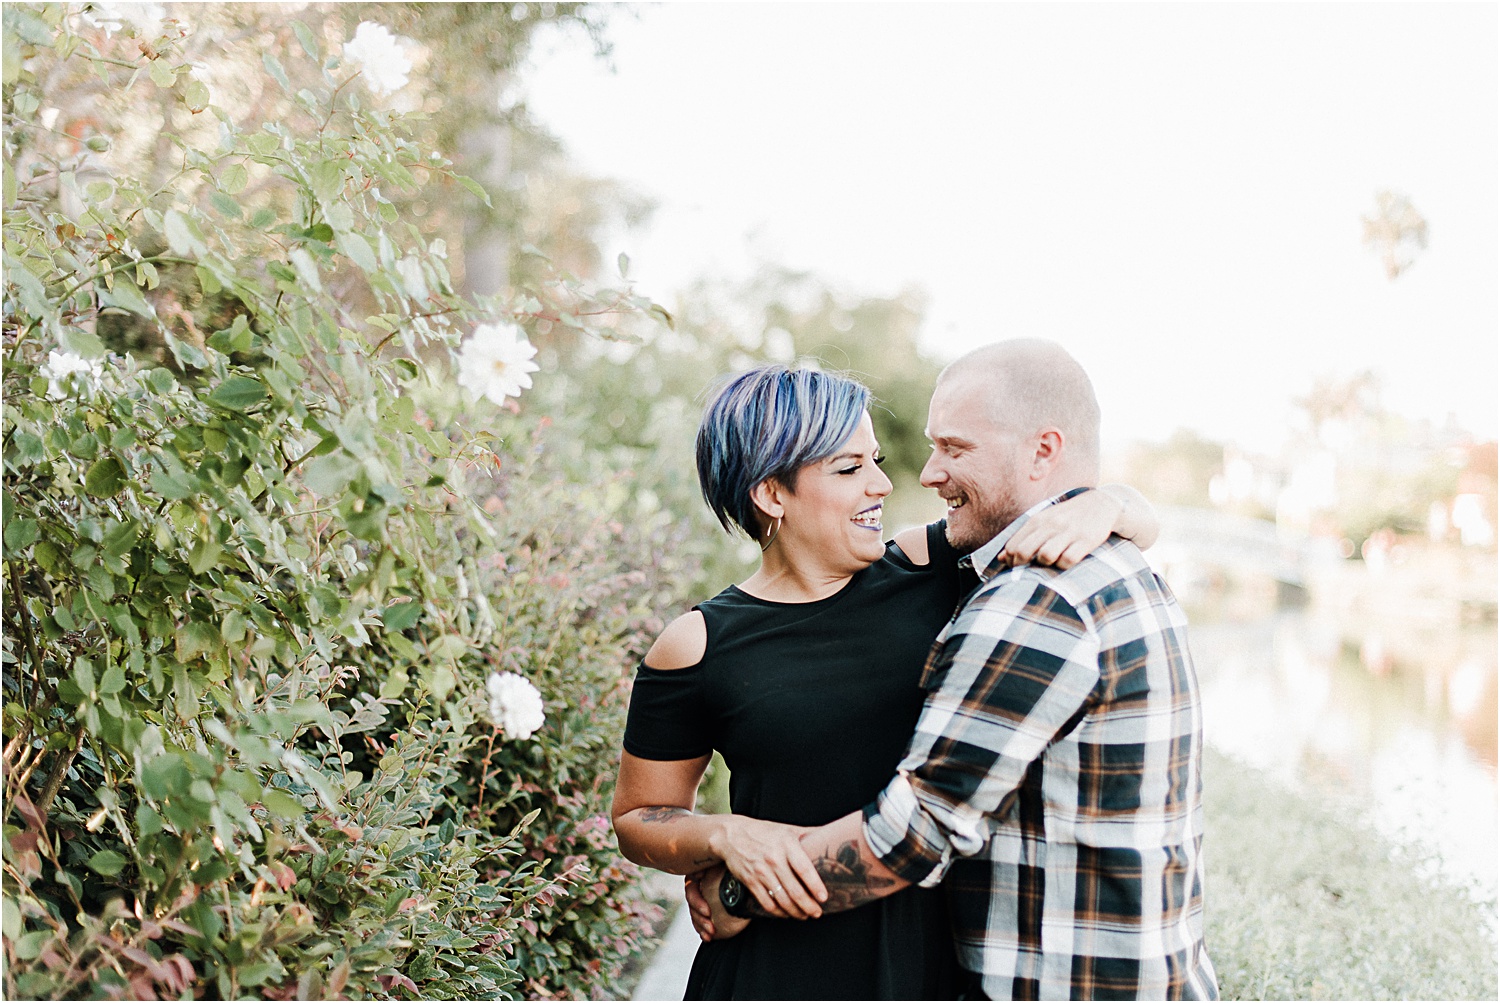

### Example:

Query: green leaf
xmin=221 ymin=610 xmax=247 ymax=643
xmin=263 ymin=52 xmax=290 ymax=90
xmin=14 ymin=930 xmax=51 ymax=960
xmin=378 ymin=665 xmax=409 ymax=700
xmin=4 ymin=519 xmax=39 ymax=550
xmin=337 ymin=232 xmax=377 ymax=272
xmin=165 ymin=331 xmax=207 ymax=370
xmin=2 ymin=897 xmax=20 ymax=941
xmin=57 ymin=326 xmax=108 ymax=359
xmin=292 ymin=20 xmax=319 ymax=57
xmin=195 ymin=265 xmax=222 ymax=296
xmin=176 ymin=621 xmax=220 ymax=661
xmin=261 ymin=788 xmax=304 ymax=820
xmin=88 ymin=849 xmax=127 ymax=876
xmin=207 ymin=376 xmax=267 ymax=411
xmin=383 ymin=599 xmax=421 ymax=632
xmin=150 ymin=470 xmax=198 ymax=500
xmin=219 ymin=163 xmax=248 ymax=195
xmin=304 ymin=223 xmax=334 ymax=242
xmin=102 ymin=519 xmax=140 ymax=557
xmin=187 ymin=538 xmax=223 ymax=575
xmin=183 ymin=78 xmax=210 ymax=113
xmin=208 ymin=191 xmax=240 ymax=217
xmin=100 ymin=665 xmax=125 ymax=695
xmin=303 ymin=452 xmax=359 ymax=497
xmin=163 ymin=208 xmax=206 ymax=258
xmin=148 ymin=58 xmax=175 ymax=89
xmin=454 ymin=174 xmax=493 ymax=207
xmin=84 ymin=457 xmax=127 ymax=498
xmin=308 ymin=160 xmax=342 ymax=203
xmin=99 ymin=276 xmax=154 ymax=318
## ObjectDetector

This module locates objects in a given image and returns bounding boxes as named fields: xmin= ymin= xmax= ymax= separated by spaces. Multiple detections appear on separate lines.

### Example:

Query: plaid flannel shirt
xmin=863 ymin=492 xmax=1219 ymax=1001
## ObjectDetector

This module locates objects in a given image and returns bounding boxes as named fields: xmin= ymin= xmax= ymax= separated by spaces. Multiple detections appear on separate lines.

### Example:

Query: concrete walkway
xmin=630 ymin=904 xmax=698 ymax=1001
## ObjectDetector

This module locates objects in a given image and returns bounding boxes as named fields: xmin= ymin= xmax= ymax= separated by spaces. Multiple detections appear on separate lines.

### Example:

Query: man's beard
xmin=943 ymin=477 xmax=1026 ymax=554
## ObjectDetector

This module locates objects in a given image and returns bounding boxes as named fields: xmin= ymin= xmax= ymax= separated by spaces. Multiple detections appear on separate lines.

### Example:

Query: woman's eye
xmin=837 ymin=466 xmax=860 ymax=475
xmin=873 ymin=453 xmax=885 ymax=466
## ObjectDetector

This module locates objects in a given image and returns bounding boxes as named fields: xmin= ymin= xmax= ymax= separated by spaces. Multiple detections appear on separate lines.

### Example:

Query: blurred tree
xmin=534 ymin=269 xmax=947 ymax=597
xmin=1120 ymin=428 xmax=1228 ymax=509
xmin=1362 ymin=190 xmax=1428 ymax=281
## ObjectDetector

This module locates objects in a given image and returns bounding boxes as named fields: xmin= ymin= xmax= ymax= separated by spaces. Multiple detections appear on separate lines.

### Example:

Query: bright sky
xmin=522 ymin=4 xmax=1498 ymax=454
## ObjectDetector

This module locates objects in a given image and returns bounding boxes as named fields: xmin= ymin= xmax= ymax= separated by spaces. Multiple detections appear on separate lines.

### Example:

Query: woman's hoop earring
xmin=760 ymin=516 xmax=783 ymax=552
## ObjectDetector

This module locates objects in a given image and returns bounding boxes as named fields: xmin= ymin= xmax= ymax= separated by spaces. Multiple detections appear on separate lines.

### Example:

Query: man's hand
xmin=1002 ymin=487 xmax=1123 ymax=570
xmin=685 ymin=866 xmax=750 ymax=942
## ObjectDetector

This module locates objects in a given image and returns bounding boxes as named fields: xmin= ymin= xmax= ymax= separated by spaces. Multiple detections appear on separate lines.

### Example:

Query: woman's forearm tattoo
xmin=637 ymin=805 xmax=691 ymax=824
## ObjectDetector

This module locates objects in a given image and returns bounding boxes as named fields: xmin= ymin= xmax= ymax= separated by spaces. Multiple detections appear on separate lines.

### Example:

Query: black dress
xmin=623 ymin=522 xmax=970 ymax=1000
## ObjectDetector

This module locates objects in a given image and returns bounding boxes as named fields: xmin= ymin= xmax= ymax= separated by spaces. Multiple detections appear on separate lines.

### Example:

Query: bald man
xmin=701 ymin=340 xmax=1219 ymax=1000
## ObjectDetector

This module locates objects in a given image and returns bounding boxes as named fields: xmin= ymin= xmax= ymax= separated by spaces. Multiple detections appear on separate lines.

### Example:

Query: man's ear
xmin=749 ymin=479 xmax=787 ymax=524
xmin=1028 ymin=428 xmax=1065 ymax=480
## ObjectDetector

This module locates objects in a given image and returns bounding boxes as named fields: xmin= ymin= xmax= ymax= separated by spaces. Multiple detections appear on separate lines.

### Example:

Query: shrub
xmin=2 ymin=4 xmax=683 ymax=999
xmin=1202 ymin=747 xmax=1498 ymax=1000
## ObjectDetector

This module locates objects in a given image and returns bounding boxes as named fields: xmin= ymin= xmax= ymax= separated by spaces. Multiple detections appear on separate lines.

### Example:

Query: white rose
xmin=485 ymin=671 xmax=545 ymax=740
xmin=38 ymin=350 xmax=104 ymax=400
xmin=81 ymin=2 xmax=166 ymax=38
xmin=341 ymin=22 xmax=413 ymax=96
xmin=455 ymin=322 xmax=540 ymax=405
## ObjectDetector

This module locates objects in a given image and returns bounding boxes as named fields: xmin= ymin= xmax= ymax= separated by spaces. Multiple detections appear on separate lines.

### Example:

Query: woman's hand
xmin=1002 ymin=487 xmax=1123 ymax=570
xmin=710 ymin=815 xmax=827 ymax=919
xmin=1002 ymin=484 xmax=1159 ymax=569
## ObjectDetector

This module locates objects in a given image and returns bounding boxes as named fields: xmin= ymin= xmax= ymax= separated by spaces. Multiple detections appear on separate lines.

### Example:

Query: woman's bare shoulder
xmin=892 ymin=525 xmax=931 ymax=566
xmin=642 ymin=610 xmax=707 ymax=670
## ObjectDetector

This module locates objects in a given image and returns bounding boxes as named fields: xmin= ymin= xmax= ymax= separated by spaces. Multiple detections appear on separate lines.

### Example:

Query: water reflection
xmin=1190 ymin=611 xmax=1498 ymax=892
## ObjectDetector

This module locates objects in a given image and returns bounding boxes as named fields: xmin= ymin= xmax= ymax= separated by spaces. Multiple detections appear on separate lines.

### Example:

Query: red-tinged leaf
xmin=9 ymin=830 xmax=38 ymax=853
xmin=120 ymin=945 xmax=155 ymax=968
xmin=399 ymin=896 xmax=420 ymax=912
xmin=13 ymin=794 xmax=44 ymax=830
xmin=159 ymin=918 xmax=200 ymax=936
xmin=328 ymin=960 xmax=350 ymax=994
xmin=140 ymin=920 xmax=163 ymax=939
xmin=167 ymin=955 xmax=195 ymax=991
xmin=339 ymin=824 xmax=362 ymax=841
xmin=128 ymin=975 xmax=159 ymax=1001
xmin=378 ymin=972 xmax=419 ymax=994
xmin=270 ymin=861 xmax=295 ymax=890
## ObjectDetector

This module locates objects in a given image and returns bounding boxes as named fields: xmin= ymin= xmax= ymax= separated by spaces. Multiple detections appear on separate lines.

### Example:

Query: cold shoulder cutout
xmin=642 ymin=611 xmax=706 ymax=670
xmin=892 ymin=525 xmax=931 ymax=566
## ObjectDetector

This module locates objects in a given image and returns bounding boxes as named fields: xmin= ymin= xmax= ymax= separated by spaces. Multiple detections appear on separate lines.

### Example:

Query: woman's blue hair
xmin=695 ymin=365 xmax=872 ymax=537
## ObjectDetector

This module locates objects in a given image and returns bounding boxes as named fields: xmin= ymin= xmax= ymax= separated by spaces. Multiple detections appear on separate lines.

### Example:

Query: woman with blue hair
xmin=611 ymin=365 xmax=1155 ymax=999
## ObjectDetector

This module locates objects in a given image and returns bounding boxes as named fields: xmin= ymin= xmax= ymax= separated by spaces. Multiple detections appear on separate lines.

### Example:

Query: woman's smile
xmin=852 ymin=503 xmax=884 ymax=531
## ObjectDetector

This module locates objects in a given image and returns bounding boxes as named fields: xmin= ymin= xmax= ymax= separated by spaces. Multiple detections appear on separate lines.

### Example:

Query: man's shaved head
xmin=938 ymin=339 xmax=1101 ymax=472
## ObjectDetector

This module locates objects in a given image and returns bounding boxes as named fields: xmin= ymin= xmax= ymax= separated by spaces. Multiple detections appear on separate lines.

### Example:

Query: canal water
xmin=1189 ymin=610 xmax=1498 ymax=895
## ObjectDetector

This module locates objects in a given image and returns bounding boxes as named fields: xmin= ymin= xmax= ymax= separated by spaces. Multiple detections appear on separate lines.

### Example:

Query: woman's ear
xmin=749 ymin=479 xmax=786 ymax=524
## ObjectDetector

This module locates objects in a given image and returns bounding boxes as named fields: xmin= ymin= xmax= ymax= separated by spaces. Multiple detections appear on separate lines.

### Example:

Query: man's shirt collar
xmin=958 ymin=487 xmax=1094 ymax=582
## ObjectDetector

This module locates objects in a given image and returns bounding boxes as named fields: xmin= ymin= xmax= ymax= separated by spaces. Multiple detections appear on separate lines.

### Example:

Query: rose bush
xmin=2 ymin=4 xmax=688 ymax=999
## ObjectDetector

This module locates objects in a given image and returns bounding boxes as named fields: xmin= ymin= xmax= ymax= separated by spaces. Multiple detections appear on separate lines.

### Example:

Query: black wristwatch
xmin=718 ymin=873 xmax=755 ymax=919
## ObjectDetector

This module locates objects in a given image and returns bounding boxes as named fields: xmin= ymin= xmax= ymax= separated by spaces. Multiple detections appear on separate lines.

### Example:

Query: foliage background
xmin=5 ymin=4 xmax=1492 ymax=1002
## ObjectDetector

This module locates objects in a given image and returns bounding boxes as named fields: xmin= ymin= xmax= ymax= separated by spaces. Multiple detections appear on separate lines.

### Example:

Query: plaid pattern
xmin=863 ymin=494 xmax=1218 ymax=1001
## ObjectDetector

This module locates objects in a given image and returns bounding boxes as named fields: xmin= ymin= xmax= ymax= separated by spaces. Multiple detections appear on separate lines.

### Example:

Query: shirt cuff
xmin=861 ymin=773 xmax=953 ymax=889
